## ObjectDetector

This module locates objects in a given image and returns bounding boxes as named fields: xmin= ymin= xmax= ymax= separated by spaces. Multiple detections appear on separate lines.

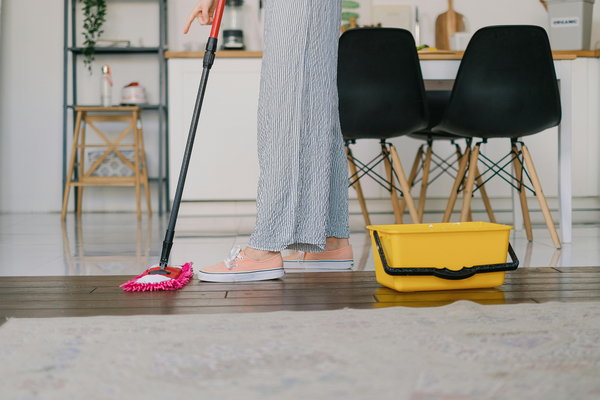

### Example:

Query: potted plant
xmin=81 ymin=0 xmax=107 ymax=73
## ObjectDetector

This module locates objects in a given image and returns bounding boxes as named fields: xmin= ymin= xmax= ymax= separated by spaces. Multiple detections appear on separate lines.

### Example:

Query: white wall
xmin=1 ymin=0 xmax=600 ymax=213
xmin=0 ymin=0 xmax=64 ymax=213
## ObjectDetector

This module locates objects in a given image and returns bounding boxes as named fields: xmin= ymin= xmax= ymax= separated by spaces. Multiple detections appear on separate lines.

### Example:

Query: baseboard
xmin=179 ymin=197 xmax=600 ymax=225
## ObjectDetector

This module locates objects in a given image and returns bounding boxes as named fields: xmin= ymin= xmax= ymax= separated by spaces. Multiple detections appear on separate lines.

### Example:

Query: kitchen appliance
xmin=222 ymin=0 xmax=245 ymax=50
xmin=120 ymin=82 xmax=147 ymax=105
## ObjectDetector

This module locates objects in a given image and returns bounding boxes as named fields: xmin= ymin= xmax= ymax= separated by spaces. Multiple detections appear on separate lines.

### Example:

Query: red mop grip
xmin=210 ymin=0 xmax=228 ymax=39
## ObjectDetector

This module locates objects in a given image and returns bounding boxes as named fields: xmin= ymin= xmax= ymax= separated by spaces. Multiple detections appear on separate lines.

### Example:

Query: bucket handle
xmin=372 ymin=230 xmax=519 ymax=281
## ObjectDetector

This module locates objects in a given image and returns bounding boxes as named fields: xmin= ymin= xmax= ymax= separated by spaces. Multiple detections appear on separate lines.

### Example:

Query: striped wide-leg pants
xmin=247 ymin=0 xmax=349 ymax=253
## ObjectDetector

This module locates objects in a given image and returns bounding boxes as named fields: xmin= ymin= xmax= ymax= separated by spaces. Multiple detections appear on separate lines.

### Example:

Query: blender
xmin=222 ymin=0 xmax=245 ymax=50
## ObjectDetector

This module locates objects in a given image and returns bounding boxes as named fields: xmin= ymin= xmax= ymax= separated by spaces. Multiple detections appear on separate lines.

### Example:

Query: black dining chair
xmin=338 ymin=28 xmax=428 ymax=226
xmin=433 ymin=25 xmax=562 ymax=248
xmin=405 ymin=90 xmax=496 ymax=223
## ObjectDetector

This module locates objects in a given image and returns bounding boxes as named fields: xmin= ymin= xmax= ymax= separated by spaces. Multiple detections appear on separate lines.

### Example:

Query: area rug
xmin=1 ymin=301 xmax=599 ymax=400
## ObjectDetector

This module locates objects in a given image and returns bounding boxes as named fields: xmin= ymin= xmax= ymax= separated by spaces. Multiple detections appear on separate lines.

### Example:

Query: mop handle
xmin=158 ymin=0 xmax=228 ymax=270
xmin=210 ymin=0 xmax=227 ymax=39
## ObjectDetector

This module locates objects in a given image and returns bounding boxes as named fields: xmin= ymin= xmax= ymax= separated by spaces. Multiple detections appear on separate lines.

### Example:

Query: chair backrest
xmin=338 ymin=28 xmax=429 ymax=141
xmin=421 ymin=90 xmax=452 ymax=131
xmin=434 ymin=25 xmax=561 ymax=139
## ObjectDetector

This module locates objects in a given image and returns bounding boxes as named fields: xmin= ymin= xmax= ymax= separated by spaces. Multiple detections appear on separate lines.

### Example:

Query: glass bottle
xmin=101 ymin=65 xmax=113 ymax=107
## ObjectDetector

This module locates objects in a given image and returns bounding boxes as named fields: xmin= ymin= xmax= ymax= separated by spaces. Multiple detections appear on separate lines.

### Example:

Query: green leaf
xmin=341 ymin=11 xmax=360 ymax=21
xmin=342 ymin=1 xmax=360 ymax=9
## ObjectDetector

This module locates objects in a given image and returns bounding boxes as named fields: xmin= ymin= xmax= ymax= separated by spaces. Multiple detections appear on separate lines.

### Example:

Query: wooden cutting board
xmin=435 ymin=0 xmax=465 ymax=51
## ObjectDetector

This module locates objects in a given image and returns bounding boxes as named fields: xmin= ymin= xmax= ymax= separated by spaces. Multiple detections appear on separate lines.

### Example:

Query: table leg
xmin=559 ymin=60 xmax=573 ymax=244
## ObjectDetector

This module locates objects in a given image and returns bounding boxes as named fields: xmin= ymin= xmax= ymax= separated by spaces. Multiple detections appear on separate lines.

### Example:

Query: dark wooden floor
xmin=1 ymin=267 xmax=600 ymax=326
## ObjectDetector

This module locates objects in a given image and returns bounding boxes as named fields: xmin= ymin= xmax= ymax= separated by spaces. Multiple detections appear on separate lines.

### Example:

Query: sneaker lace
xmin=296 ymin=251 xmax=305 ymax=261
xmin=224 ymin=245 xmax=243 ymax=270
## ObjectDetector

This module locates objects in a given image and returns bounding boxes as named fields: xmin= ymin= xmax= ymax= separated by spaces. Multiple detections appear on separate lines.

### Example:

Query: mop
xmin=121 ymin=0 xmax=227 ymax=292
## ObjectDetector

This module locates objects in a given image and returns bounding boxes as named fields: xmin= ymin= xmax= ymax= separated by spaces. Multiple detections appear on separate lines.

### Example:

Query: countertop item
xmin=121 ymin=82 xmax=147 ymax=105
xmin=436 ymin=0 xmax=465 ymax=51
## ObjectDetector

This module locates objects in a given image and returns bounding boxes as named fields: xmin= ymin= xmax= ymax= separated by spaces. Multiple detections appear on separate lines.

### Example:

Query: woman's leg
xmin=325 ymin=120 xmax=350 ymax=251
xmin=198 ymin=0 xmax=348 ymax=280
xmin=247 ymin=0 xmax=348 ymax=255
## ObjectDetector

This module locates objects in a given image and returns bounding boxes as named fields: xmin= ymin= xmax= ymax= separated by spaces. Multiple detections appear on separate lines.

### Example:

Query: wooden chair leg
xmin=133 ymin=111 xmax=142 ymax=220
xmin=512 ymin=144 xmax=533 ymax=241
xmin=76 ymin=215 xmax=84 ymax=265
xmin=417 ymin=144 xmax=433 ymax=223
xmin=524 ymin=241 xmax=533 ymax=268
xmin=77 ymin=122 xmax=87 ymax=216
xmin=390 ymin=145 xmax=420 ymax=224
xmin=466 ymin=209 xmax=473 ymax=222
xmin=346 ymin=145 xmax=371 ymax=227
xmin=61 ymin=221 xmax=77 ymax=275
xmin=460 ymin=144 xmax=480 ymax=222
xmin=453 ymin=144 xmax=473 ymax=222
xmin=463 ymin=159 xmax=473 ymax=222
xmin=382 ymin=144 xmax=403 ymax=224
xmin=444 ymin=146 xmax=471 ymax=222
xmin=399 ymin=146 xmax=423 ymax=217
xmin=549 ymin=249 xmax=562 ymax=268
xmin=62 ymin=111 xmax=84 ymax=221
xmin=137 ymin=118 xmax=152 ymax=216
xmin=76 ymin=187 xmax=84 ymax=216
xmin=475 ymin=165 xmax=496 ymax=223
xmin=521 ymin=145 xmax=561 ymax=249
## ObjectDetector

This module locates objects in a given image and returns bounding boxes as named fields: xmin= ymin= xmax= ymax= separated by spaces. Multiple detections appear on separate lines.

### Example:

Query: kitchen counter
xmin=165 ymin=50 xmax=600 ymax=60
xmin=167 ymin=48 xmax=600 ymax=239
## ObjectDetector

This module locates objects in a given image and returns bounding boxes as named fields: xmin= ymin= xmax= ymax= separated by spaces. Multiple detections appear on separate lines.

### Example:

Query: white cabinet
xmin=168 ymin=58 xmax=262 ymax=200
xmin=168 ymin=56 xmax=600 ymax=206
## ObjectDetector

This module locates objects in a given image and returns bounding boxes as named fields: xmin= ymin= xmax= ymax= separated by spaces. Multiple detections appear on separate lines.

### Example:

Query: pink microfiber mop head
xmin=120 ymin=263 xmax=193 ymax=292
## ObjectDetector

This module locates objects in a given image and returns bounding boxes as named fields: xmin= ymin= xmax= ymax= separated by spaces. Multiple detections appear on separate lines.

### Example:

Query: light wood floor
xmin=1 ymin=267 xmax=600 ymax=327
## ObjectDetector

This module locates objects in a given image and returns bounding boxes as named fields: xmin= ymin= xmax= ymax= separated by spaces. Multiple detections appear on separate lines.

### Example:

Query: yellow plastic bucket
xmin=367 ymin=222 xmax=518 ymax=292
